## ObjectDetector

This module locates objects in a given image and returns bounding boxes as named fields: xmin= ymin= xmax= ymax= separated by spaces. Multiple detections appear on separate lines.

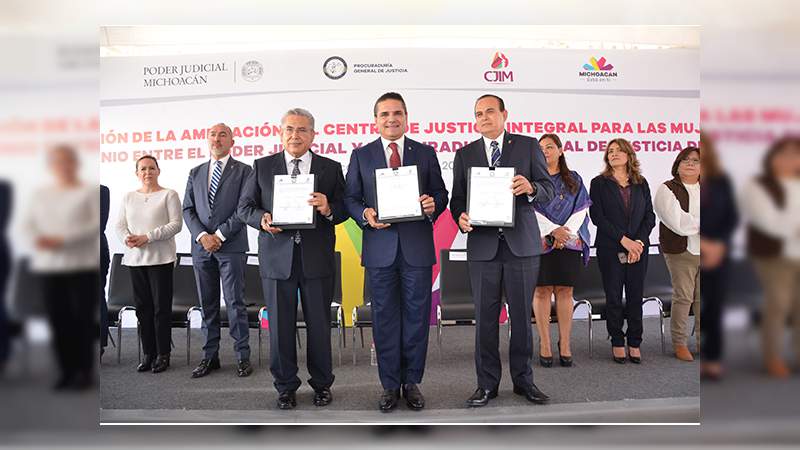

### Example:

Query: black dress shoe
xmin=466 ymin=387 xmax=498 ymax=407
xmin=513 ymin=383 xmax=550 ymax=404
xmin=191 ymin=357 xmax=221 ymax=378
xmin=628 ymin=347 xmax=642 ymax=364
xmin=277 ymin=391 xmax=297 ymax=410
xmin=152 ymin=354 xmax=170 ymax=373
xmin=313 ymin=387 xmax=332 ymax=407
xmin=401 ymin=384 xmax=425 ymax=410
xmin=137 ymin=355 xmax=154 ymax=372
xmin=237 ymin=360 xmax=253 ymax=377
xmin=539 ymin=355 xmax=553 ymax=368
xmin=379 ymin=388 xmax=400 ymax=413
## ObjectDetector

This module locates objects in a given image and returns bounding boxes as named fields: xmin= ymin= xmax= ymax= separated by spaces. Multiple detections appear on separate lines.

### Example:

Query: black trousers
xmin=262 ymin=244 xmax=334 ymax=394
xmin=597 ymin=248 xmax=648 ymax=348
xmin=469 ymin=239 xmax=539 ymax=391
xmin=701 ymin=260 xmax=728 ymax=362
xmin=40 ymin=270 xmax=99 ymax=379
xmin=129 ymin=263 xmax=174 ymax=357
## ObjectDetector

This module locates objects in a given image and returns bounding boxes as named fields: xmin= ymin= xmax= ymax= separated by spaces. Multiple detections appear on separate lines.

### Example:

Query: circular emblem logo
xmin=241 ymin=60 xmax=263 ymax=82
xmin=323 ymin=56 xmax=347 ymax=80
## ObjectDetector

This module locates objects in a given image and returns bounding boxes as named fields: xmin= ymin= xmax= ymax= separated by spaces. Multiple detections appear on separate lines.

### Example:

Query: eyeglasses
xmin=680 ymin=158 xmax=701 ymax=166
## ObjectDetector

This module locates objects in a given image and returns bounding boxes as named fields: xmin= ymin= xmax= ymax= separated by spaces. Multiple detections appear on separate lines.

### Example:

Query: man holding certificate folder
xmin=345 ymin=92 xmax=448 ymax=412
xmin=238 ymin=108 xmax=348 ymax=410
xmin=450 ymin=94 xmax=555 ymax=408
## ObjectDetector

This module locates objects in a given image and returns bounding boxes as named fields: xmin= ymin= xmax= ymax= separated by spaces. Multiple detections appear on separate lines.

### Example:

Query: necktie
xmin=388 ymin=142 xmax=400 ymax=168
xmin=490 ymin=140 xmax=501 ymax=167
xmin=208 ymin=160 xmax=223 ymax=207
xmin=291 ymin=158 xmax=302 ymax=244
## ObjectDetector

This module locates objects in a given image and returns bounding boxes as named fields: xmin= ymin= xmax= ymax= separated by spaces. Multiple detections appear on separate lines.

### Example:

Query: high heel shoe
xmin=539 ymin=354 xmax=553 ymax=368
xmin=627 ymin=347 xmax=641 ymax=364
xmin=558 ymin=341 xmax=573 ymax=367
xmin=612 ymin=346 xmax=626 ymax=364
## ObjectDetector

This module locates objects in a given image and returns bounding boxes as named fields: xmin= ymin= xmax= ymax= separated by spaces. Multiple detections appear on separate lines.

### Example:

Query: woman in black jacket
xmin=698 ymin=133 xmax=738 ymax=380
xmin=589 ymin=138 xmax=656 ymax=364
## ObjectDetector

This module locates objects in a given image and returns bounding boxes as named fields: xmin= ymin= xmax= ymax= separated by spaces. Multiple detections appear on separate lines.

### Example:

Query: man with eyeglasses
xmin=239 ymin=108 xmax=348 ymax=410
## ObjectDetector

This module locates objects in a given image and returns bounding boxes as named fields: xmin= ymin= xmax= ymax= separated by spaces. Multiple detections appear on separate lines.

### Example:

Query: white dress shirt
xmin=283 ymin=149 xmax=313 ymax=175
xmin=380 ymin=135 xmax=405 ymax=167
xmin=654 ymin=181 xmax=700 ymax=255
xmin=483 ymin=131 xmax=505 ymax=166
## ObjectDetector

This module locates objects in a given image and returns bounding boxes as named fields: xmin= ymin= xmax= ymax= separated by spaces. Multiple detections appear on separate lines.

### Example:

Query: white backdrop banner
xmin=100 ymin=46 xmax=699 ymax=256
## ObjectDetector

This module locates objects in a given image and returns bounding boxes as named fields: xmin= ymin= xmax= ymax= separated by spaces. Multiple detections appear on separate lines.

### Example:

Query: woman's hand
xmin=551 ymin=226 xmax=572 ymax=249
xmin=125 ymin=235 xmax=149 ymax=248
xmin=620 ymin=236 xmax=643 ymax=256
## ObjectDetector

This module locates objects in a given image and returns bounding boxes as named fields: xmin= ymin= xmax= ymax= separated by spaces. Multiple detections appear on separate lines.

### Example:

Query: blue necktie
xmin=490 ymin=140 xmax=501 ymax=167
xmin=208 ymin=160 xmax=223 ymax=207
xmin=291 ymin=159 xmax=302 ymax=244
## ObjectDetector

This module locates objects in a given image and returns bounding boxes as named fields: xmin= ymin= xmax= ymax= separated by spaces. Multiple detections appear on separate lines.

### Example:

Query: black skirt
xmin=537 ymin=249 xmax=582 ymax=287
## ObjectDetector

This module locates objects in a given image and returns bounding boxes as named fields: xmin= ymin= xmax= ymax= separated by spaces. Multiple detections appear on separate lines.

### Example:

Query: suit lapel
xmin=198 ymin=161 xmax=211 ymax=212
xmin=630 ymin=182 xmax=643 ymax=219
xmin=473 ymin=138 xmax=489 ymax=167
xmin=215 ymin=157 xmax=235 ymax=191
xmin=274 ymin=152 xmax=288 ymax=176
xmin=309 ymin=152 xmax=323 ymax=189
xmin=369 ymin=138 xmax=388 ymax=170
xmin=607 ymin=177 xmax=628 ymax=219
xmin=498 ymin=134 xmax=515 ymax=167
xmin=403 ymin=138 xmax=417 ymax=167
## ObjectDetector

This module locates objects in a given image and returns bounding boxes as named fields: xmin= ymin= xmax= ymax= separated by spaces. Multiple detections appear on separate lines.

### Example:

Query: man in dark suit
xmin=344 ymin=92 xmax=448 ymax=412
xmin=183 ymin=123 xmax=254 ymax=379
xmin=100 ymin=185 xmax=110 ymax=357
xmin=450 ymin=94 xmax=555 ymax=407
xmin=238 ymin=108 xmax=348 ymax=410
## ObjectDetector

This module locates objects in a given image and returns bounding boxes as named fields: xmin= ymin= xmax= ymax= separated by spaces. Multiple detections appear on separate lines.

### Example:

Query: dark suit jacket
xmin=238 ymin=151 xmax=348 ymax=280
xmin=589 ymin=175 xmax=656 ymax=252
xmin=449 ymin=133 xmax=554 ymax=261
xmin=183 ymin=158 xmax=252 ymax=255
xmin=100 ymin=185 xmax=110 ymax=277
xmin=344 ymin=137 xmax=448 ymax=268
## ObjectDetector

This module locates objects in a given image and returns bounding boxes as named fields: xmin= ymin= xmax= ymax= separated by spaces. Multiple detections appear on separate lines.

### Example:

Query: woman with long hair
xmin=589 ymin=138 xmax=656 ymax=364
xmin=532 ymin=134 xmax=591 ymax=367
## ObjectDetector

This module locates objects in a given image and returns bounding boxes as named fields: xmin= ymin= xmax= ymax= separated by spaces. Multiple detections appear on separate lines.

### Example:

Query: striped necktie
xmin=490 ymin=140 xmax=501 ymax=167
xmin=208 ymin=160 xmax=223 ymax=207
xmin=291 ymin=159 xmax=302 ymax=244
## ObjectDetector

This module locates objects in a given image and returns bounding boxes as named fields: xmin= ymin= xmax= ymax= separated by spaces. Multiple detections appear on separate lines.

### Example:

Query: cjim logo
xmin=484 ymin=52 xmax=514 ymax=83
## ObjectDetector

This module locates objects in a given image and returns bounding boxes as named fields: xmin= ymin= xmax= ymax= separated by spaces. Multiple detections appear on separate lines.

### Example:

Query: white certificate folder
xmin=374 ymin=166 xmax=424 ymax=223
xmin=271 ymin=174 xmax=317 ymax=229
xmin=467 ymin=167 xmax=515 ymax=227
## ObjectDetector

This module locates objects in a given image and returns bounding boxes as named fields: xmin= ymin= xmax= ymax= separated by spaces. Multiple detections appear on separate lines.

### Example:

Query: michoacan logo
xmin=579 ymin=56 xmax=618 ymax=78
xmin=583 ymin=56 xmax=614 ymax=71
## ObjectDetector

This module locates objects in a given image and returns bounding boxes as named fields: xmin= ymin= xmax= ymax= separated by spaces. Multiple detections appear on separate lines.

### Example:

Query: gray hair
xmin=209 ymin=122 xmax=233 ymax=135
xmin=281 ymin=108 xmax=315 ymax=130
